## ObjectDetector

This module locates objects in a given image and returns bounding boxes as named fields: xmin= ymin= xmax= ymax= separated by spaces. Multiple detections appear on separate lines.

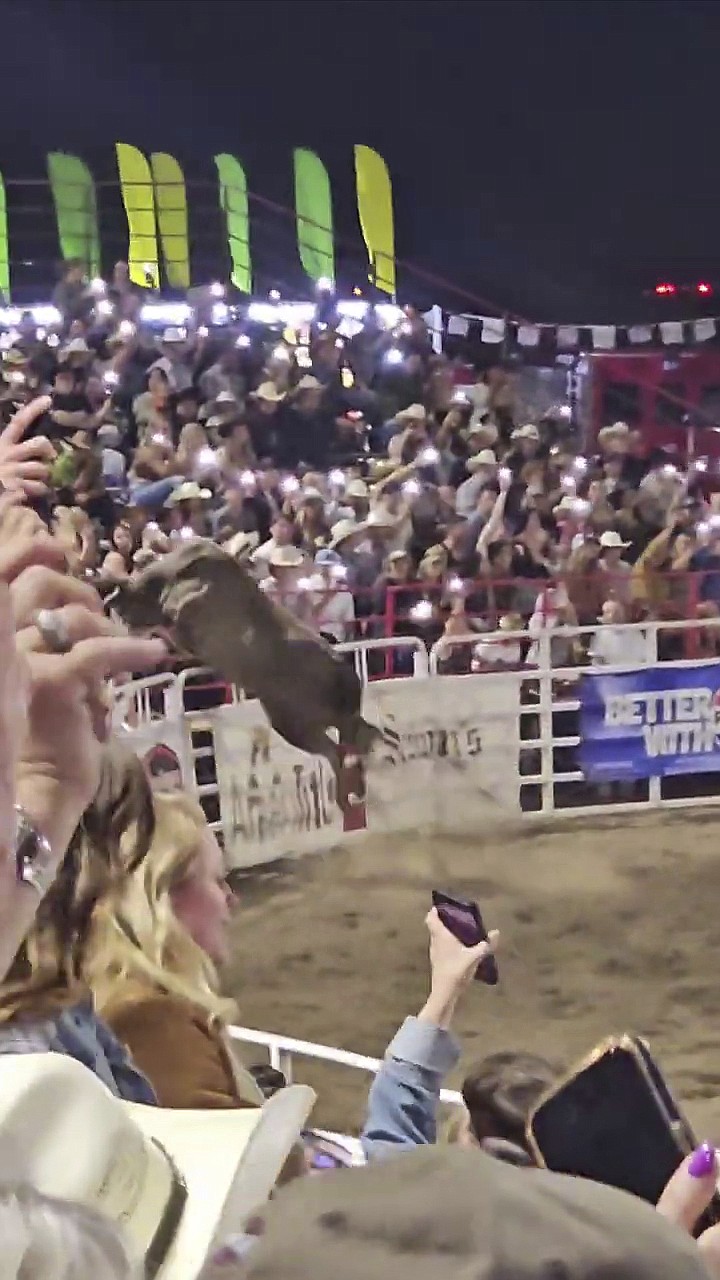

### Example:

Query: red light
xmin=655 ymin=283 xmax=676 ymax=296
xmin=698 ymin=282 xmax=713 ymax=296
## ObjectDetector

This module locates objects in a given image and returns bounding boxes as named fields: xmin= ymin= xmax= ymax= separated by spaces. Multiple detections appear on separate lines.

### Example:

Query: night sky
xmin=4 ymin=0 xmax=720 ymax=321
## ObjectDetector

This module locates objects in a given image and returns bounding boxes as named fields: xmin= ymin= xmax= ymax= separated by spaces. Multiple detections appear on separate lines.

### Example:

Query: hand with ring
xmin=0 ymin=397 xmax=56 ymax=498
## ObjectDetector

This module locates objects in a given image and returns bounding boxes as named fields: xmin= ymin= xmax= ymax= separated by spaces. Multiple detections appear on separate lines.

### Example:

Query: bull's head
xmin=108 ymin=539 xmax=236 ymax=636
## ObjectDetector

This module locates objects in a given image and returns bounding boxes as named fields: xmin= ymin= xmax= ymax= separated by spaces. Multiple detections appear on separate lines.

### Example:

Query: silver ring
xmin=34 ymin=608 xmax=71 ymax=654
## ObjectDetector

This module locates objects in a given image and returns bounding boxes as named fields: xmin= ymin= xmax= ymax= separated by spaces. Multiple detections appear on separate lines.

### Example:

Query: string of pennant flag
xmin=440 ymin=311 xmax=719 ymax=351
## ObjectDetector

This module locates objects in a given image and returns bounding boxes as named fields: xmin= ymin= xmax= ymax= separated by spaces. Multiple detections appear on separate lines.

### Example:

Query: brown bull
xmin=109 ymin=541 xmax=383 ymax=792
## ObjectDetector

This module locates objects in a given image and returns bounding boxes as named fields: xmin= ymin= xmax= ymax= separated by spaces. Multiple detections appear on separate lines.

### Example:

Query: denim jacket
xmin=0 ymin=999 xmax=156 ymax=1104
xmin=361 ymin=1016 xmax=460 ymax=1162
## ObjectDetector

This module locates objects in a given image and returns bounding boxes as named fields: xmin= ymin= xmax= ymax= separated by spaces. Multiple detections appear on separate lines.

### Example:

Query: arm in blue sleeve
xmin=361 ymin=1016 xmax=460 ymax=1163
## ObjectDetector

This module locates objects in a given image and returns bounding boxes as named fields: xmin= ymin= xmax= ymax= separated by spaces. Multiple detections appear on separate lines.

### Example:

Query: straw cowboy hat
xmin=511 ymin=422 xmax=540 ymax=441
xmin=225 ymin=529 xmax=260 ymax=559
xmin=0 ymin=1053 xmax=314 ymax=1280
xmin=165 ymin=482 xmax=213 ymax=506
xmin=268 ymin=544 xmax=305 ymax=568
xmin=395 ymin=403 xmax=427 ymax=424
xmin=345 ymin=478 xmax=369 ymax=499
xmin=252 ymin=382 xmax=286 ymax=404
xmin=329 ymin=518 xmax=361 ymax=548
xmin=466 ymin=449 xmax=497 ymax=473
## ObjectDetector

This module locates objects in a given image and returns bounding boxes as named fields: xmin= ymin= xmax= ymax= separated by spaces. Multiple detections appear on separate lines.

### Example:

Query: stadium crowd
xmin=0 ymin=264 xmax=719 ymax=1277
xmin=2 ymin=257 xmax=719 ymax=682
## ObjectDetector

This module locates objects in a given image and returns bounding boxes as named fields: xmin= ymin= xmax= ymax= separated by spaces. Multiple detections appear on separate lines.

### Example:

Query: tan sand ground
xmin=225 ymin=810 xmax=720 ymax=1138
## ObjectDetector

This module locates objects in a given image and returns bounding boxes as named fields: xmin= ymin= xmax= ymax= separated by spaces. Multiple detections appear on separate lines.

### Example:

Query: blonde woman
xmin=0 ymin=743 xmax=157 ymax=1104
xmin=82 ymin=793 xmax=263 ymax=1110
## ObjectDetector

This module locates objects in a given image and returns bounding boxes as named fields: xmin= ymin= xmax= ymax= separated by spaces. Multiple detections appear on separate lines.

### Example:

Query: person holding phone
xmin=360 ymin=907 xmax=499 ymax=1162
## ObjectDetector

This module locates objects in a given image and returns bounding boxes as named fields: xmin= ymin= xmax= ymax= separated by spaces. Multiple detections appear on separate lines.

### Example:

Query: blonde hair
xmin=0 ymin=744 xmax=155 ymax=1022
xmin=0 ymin=1183 xmax=135 ymax=1280
xmin=83 ymin=793 xmax=234 ymax=1021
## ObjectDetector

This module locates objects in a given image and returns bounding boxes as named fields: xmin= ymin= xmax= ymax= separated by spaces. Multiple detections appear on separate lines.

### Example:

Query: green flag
xmin=214 ymin=154 xmax=252 ymax=294
xmin=47 ymin=153 xmax=100 ymax=277
xmin=293 ymin=148 xmax=335 ymax=284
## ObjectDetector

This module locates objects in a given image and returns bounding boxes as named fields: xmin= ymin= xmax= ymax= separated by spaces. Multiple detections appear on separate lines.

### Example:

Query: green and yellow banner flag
xmin=293 ymin=148 xmax=334 ymax=284
xmin=214 ymin=154 xmax=252 ymax=294
xmin=115 ymin=143 xmax=159 ymax=289
xmin=47 ymin=153 xmax=100 ymax=278
xmin=150 ymin=152 xmax=190 ymax=289
xmin=354 ymin=144 xmax=396 ymax=297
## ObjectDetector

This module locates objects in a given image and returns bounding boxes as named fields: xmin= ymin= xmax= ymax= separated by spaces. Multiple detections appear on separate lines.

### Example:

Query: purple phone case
xmin=432 ymin=891 xmax=499 ymax=985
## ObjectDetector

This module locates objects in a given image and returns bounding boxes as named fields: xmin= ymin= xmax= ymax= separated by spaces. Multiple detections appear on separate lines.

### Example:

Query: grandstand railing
xmin=227 ymin=1023 xmax=463 ymax=1109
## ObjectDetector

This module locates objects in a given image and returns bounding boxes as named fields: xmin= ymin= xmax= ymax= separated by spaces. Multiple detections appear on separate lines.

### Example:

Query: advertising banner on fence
xmin=579 ymin=662 xmax=720 ymax=782
xmin=212 ymin=673 xmax=522 ymax=868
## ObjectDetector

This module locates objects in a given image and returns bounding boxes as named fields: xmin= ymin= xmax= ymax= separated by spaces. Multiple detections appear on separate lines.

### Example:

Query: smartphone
xmin=431 ymin=890 xmax=498 ymax=985
xmin=527 ymin=1036 xmax=720 ymax=1232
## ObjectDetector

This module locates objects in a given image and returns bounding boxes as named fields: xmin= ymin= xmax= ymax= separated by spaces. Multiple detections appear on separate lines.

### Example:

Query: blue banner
xmin=579 ymin=663 xmax=720 ymax=782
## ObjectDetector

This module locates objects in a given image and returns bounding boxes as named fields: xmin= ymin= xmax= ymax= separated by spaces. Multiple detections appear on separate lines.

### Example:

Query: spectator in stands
xmin=361 ymin=907 xmax=499 ymax=1161
xmin=310 ymin=550 xmax=356 ymax=642
xmin=0 ymin=743 xmax=157 ymax=1102
xmin=598 ymin=528 xmax=632 ymax=600
xmin=590 ymin=598 xmax=649 ymax=667
xmin=81 ymin=793 xmax=266 ymax=1108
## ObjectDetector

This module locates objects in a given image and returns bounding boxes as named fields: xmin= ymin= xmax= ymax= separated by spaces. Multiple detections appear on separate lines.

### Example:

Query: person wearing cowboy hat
xmin=262 ymin=543 xmax=313 ymax=617
xmin=277 ymin=375 xmax=329 ymax=470
xmin=164 ymin=481 xmax=214 ymax=539
xmin=157 ymin=328 xmax=193 ymax=392
xmin=251 ymin=512 xmax=300 ymax=575
xmin=246 ymin=382 xmax=286 ymax=460
xmin=0 ymin=1052 xmax=314 ymax=1280
xmin=387 ymin=404 xmax=428 ymax=465
xmin=598 ymin=527 xmax=633 ymax=601
xmin=455 ymin=449 xmax=497 ymax=518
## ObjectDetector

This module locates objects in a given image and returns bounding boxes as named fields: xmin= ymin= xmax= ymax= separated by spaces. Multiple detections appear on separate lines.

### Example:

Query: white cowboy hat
xmin=59 ymin=336 xmax=92 ymax=359
xmin=225 ymin=529 xmax=260 ymax=558
xmin=599 ymin=529 xmax=630 ymax=549
xmin=165 ymin=482 xmax=213 ymax=506
xmin=161 ymin=327 xmax=186 ymax=344
xmin=252 ymin=382 xmax=286 ymax=404
xmin=268 ymin=544 xmax=305 ymax=568
xmin=295 ymin=375 xmax=323 ymax=392
xmin=466 ymin=449 xmax=497 ymax=472
xmin=345 ymin=478 xmax=368 ymax=499
xmin=329 ymin=518 xmax=361 ymax=548
xmin=0 ymin=1053 xmax=314 ymax=1280
xmin=511 ymin=423 xmax=540 ymax=441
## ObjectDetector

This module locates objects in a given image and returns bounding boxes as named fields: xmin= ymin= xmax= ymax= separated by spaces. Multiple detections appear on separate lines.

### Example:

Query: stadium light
xmin=654 ymin=283 xmax=676 ymax=296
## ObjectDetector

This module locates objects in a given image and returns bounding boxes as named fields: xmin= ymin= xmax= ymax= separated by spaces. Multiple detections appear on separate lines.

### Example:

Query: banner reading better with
xmin=579 ymin=663 xmax=720 ymax=782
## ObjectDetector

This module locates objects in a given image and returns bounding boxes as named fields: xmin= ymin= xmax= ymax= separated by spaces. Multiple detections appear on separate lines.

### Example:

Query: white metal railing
xmin=336 ymin=635 xmax=429 ymax=683
xmin=228 ymin=1023 xmax=463 ymax=1108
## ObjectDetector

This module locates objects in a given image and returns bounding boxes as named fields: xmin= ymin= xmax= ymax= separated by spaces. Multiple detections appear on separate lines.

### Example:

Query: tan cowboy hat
xmin=165 ymin=482 xmax=213 ymax=506
xmin=225 ymin=529 xmax=260 ymax=558
xmin=466 ymin=449 xmax=497 ymax=472
xmin=252 ymin=382 xmax=286 ymax=404
xmin=295 ymin=375 xmax=323 ymax=392
xmin=268 ymin=544 xmax=305 ymax=568
xmin=395 ymin=403 xmax=427 ymax=424
xmin=0 ymin=1053 xmax=314 ymax=1280
xmin=345 ymin=478 xmax=369 ymax=499
xmin=329 ymin=518 xmax=361 ymax=548
xmin=511 ymin=422 xmax=540 ymax=441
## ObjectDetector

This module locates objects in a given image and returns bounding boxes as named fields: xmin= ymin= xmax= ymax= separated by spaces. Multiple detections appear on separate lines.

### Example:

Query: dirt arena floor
xmin=225 ymin=810 xmax=720 ymax=1138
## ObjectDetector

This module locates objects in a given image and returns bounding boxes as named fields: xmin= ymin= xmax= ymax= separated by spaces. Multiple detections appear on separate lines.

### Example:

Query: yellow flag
xmin=353 ymin=145 xmax=396 ymax=297
xmin=150 ymin=153 xmax=190 ymax=289
xmin=115 ymin=143 xmax=159 ymax=289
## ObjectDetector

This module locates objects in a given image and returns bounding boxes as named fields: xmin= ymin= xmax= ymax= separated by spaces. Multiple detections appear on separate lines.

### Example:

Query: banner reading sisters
xmin=579 ymin=663 xmax=720 ymax=782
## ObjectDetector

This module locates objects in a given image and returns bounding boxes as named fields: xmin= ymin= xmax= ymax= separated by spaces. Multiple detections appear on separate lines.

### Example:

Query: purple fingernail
xmin=689 ymin=1143 xmax=716 ymax=1178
